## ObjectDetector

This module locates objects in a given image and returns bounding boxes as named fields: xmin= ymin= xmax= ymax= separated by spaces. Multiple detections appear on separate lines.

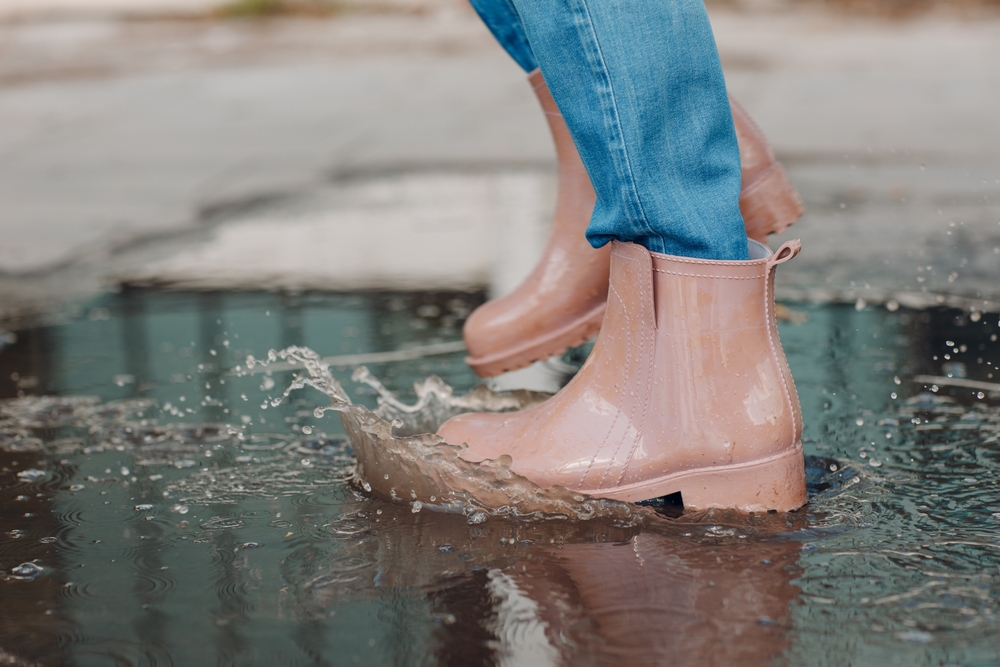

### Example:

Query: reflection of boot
xmin=527 ymin=533 xmax=801 ymax=666
xmin=440 ymin=239 xmax=807 ymax=511
xmin=464 ymin=71 xmax=805 ymax=378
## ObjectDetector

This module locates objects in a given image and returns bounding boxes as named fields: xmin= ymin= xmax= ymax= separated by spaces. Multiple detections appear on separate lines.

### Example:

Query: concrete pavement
xmin=0 ymin=4 xmax=998 ymax=323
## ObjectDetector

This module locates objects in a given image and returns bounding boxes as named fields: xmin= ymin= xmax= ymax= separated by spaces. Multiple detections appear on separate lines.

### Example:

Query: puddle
xmin=2 ymin=291 xmax=1000 ymax=665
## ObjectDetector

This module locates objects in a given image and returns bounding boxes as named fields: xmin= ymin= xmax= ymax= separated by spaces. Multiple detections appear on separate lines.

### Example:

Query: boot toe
xmin=437 ymin=411 xmax=512 ymax=463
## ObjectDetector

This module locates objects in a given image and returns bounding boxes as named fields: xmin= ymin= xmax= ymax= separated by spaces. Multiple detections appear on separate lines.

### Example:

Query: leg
xmin=466 ymin=0 xmax=537 ymax=73
xmin=511 ymin=0 xmax=747 ymax=259
xmin=462 ymin=0 xmax=803 ymax=377
xmin=439 ymin=0 xmax=807 ymax=511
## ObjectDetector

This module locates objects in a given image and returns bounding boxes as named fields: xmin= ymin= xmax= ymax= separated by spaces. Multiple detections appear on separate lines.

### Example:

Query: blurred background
xmin=1 ymin=0 xmax=998 ymax=326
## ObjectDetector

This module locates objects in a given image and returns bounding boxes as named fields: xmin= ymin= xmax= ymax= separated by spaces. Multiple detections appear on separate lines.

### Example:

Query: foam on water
xmin=245 ymin=346 xmax=639 ymax=524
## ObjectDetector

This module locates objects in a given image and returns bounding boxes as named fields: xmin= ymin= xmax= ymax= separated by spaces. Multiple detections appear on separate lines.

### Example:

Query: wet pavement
xmin=3 ymin=294 xmax=1000 ymax=664
xmin=0 ymin=4 xmax=999 ymax=321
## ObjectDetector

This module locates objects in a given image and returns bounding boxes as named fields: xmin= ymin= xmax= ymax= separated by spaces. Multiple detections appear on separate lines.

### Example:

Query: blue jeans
xmin=468 ymin=0 xmax=748 ymax=261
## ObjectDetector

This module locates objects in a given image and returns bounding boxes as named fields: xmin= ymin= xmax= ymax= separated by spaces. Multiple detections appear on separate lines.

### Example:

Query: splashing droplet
xmin=467 ymin=510 xmax=488 ymax=525
xmin=11 ymin=562 xmax=44 ymax=580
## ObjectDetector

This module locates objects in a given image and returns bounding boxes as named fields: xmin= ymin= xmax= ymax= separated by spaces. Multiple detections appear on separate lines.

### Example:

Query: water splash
xmin=252 ymin=346 xmax=639 ymax=524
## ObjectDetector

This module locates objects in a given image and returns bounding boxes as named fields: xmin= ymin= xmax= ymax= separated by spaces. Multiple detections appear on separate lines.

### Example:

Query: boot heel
xmin=676 ymin=446 xmax=807 ymax=513
xmin=740 ymin=164 xmax=805 ymax=242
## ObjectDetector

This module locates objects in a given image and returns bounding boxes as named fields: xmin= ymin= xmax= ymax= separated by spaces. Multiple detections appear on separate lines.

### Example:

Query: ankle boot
xmin=440 ymin=239 xmax=808 ymax=512
xmin=464 ymin=69 xmax=608 ymax=378
xmin=732 ymin=98 xmax=805 ymax=243
xmin=464 ymin=72 xmax=804 ymax=378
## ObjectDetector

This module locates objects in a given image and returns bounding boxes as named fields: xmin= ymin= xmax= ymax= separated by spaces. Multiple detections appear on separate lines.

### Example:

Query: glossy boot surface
xmin=464 ymin=73 xmax=804 ymax=378
xmin=464 ymin=69 xmax=607 ymax=378
xmin=732 ymin=98 xmax=805 ymax=243
xmin=440 ymin=239 xmax=808 ymax=512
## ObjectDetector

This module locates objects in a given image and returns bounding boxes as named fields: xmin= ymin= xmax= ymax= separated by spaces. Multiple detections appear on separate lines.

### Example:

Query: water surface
xmin=2 ymin=291 xmax=1000 ymax=666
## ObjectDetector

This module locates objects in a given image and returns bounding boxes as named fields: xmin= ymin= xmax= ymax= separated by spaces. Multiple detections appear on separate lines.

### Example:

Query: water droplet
xmin=893 ymin=376 xmax=901 ymax=385
xmin=171 ymin=504 xmax=189 ymax=515
xmin=890 ymin=393 xmax=898 ymax=400
xmin=121 ymin=467 xmax=130 ymax=476
xmin=977 ymin=392 xmax=986 ymax=399
xmin=855 ymin=298 xmax=866 ymax=311
xmin=17 ymin=469 xmax=46 ymax=482
xmin=869 ymin=459 xmax=882 ymax=468
xmin=361 ymin=481 xmax=372 ymax=493
xmin=896 ymin=630 xmax=932 ymax=644
xmin=261 ymin=377 xmax=275 ymax=391
xmin=241 ymin=542 xmax=262 ymax=549
xmin=134 ymin=504 xmax=154 ymax=511
xmin=411 ymin=501 xmax=423 ymax=513
xmin=886 ymin=300 xmax=899 ymax=312
xmin=856 ymin=418 xmax=865 ymax=426
xmin=438 ymin=544 xmax=454 ymax=553
xmin=301 ymin=426 xmax=313 ymax=435
xmin=39 ymin=537 xmax=57 ymax=544
xmin=11 ymin=562 xmax=44 ymax=580
xmin=68 ymin=484 xmax=85 ymax=492
xmin=970 ymin=311 xmax=982 ymax=322
xmin=467 ymin=510 xmax=488 ymax=525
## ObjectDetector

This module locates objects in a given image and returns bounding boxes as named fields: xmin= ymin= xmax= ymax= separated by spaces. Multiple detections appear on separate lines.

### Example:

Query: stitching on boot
xmin=651 ymin=256 xmax=769 ymax=267
xmin=614 ymin=282 xmax=656 ymax=488
xmin=596 ymin=278 xmax=648 ymax=490
xmin=599 ymin=248 xmax=648 ymax=489
xmin=579 ymin=280 xmax=629 ymax=488
xmin=652 ymin=269 xmax=761 ymax=279
xmin=763 ymin=267 xmax=798 ymax=446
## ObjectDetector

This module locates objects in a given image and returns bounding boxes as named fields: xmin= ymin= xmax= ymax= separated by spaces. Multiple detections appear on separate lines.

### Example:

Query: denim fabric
xmin=468 ymin=0 xmax=537 ymax=73
xmin=473 ymin=0 xmax=748 ymax=260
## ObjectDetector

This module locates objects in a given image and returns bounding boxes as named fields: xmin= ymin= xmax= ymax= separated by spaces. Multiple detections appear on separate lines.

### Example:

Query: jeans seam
xmin=570 ymin=0 xmax=660 ymax=249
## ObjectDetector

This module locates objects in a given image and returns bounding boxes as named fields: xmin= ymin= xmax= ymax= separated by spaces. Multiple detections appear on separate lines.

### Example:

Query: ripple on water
xmin=9 ymin=562 xmax=44 ymax=580
xmin=200 ymin=517 xmax=247 ymax=531
xmin=71 ymin=639 xmax=174 ymax=667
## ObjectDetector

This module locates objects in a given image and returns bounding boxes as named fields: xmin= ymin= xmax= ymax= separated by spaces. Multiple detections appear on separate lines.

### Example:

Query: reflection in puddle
xmin=2 ymin=292 xmax=1000 ymax=665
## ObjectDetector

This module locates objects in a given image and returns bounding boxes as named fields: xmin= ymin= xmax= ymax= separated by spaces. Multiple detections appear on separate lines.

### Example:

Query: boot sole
xmin=583 ymin=444 xmax=807 ymax=513
xmin=466 ymin=302 xmax=606 ymax=378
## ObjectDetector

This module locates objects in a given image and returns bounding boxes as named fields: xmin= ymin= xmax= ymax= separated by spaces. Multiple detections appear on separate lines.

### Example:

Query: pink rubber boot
xmin=464 ymin=72 xmax=805 ymax=378
xmin=440 ymin=239 xmax=808 ymax=512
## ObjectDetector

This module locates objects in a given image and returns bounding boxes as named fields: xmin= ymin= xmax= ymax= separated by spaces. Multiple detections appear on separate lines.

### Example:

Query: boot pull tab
xmin=767 ymin=239 xmax=801 ymax=269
